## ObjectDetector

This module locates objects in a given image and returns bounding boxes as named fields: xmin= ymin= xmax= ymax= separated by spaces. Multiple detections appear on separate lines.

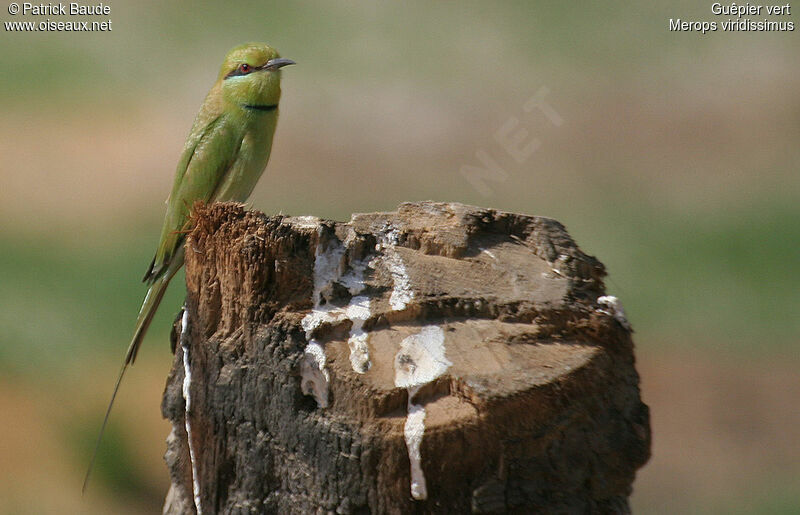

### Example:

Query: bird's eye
xmin=239 ymin=63 xmax=251 ymax=74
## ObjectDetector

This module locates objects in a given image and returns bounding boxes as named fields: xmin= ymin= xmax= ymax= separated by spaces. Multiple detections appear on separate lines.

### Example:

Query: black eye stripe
xmin=224 ymin=64 xmax=255 ymax=80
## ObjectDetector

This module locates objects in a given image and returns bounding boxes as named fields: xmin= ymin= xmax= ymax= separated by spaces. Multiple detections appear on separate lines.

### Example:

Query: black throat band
xmin=243 ymin=104 xmax=278 ymax=112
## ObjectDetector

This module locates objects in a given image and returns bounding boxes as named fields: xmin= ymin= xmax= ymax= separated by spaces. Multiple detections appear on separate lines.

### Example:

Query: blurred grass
xmin=68 ymin=418 xmax=164 ymax=506
xmin=7 ymin=1 xmax=792 ymax=104
xmin=568 ymin=190 xmax=800 ymax=354
xmin=0 ymin=0 xmax=798 ymax=512
xmin=0 ymin=226 xmax=180 ymax=377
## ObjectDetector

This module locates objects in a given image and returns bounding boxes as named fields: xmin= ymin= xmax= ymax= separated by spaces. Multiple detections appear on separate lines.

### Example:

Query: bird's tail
xmin=83 ymin=250 xmax=183 ymax=494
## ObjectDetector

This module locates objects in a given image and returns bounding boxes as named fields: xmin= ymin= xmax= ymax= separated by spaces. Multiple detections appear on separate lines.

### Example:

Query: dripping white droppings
xmin=394 ymin=326 xmax=451 ymax=388
xmin=346 ymin=295 xmax=372 ymax=373
xmin=597 ymin=295 xmax=631 ymax=330
xmin=394 ymin=325 xmax=451 ymax=500
xmin=404 ymin=397 xmax=427 ymax=500
xmin=378 ymin=227 xmax=413 ymax=311
xmin=300 ymin=340 xmax=330 ymax=408
xmin=301 ymin=230 xmax=374 ymax=404
xmin=300 ymin=233 xmax=342 ymax=408
xmin=180 ymin=309 xmax=203 ymax=515
xmin=311 ymin=231 xmax=345 ymax=306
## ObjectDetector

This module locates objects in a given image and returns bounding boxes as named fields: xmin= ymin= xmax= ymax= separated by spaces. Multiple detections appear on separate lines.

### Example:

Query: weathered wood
xmin=161 ymin=201 xmax=650 ymax=514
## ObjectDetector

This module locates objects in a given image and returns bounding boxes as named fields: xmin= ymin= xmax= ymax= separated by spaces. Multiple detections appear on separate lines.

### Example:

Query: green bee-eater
xmin=84 ymin=43 xmax=294 ymax=491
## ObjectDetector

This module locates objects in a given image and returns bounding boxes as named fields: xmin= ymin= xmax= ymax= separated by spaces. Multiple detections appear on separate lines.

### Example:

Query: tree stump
xmin=161 ymin=201 xmax=650 ymax=514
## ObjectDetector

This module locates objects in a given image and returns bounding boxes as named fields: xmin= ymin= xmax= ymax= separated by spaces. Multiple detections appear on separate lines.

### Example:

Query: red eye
xmin=239 ymin=63 xmax=250 ymax=73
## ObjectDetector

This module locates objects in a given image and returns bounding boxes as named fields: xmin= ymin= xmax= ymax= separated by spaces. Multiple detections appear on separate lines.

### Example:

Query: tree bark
xmin=161 ymin=201 xmax=650 ymax=514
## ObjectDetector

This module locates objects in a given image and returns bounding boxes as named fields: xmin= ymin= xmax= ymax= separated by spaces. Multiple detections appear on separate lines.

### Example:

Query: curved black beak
xmin=262 ymin=57 xmax=296 ymax=71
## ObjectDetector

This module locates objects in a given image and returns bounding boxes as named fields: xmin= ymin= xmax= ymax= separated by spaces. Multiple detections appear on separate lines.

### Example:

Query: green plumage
xmin=84 ymin=43 xmax=294 ymax=492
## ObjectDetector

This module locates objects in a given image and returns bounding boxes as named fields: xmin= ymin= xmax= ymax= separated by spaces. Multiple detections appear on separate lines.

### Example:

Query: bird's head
xmin=219 ymin=43 xmax=294 ymax=109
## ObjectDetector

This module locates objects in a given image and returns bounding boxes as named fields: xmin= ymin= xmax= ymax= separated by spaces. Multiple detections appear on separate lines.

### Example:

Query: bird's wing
xmin=144 ymin=109 xmax=243 ymax=283
xmin=170 ymin=83 xmax=226 ymax=195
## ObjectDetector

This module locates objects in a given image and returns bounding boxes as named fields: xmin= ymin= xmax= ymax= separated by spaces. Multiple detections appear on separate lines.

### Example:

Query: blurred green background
xmin=1 ymin=1 xmax=798 ymax=513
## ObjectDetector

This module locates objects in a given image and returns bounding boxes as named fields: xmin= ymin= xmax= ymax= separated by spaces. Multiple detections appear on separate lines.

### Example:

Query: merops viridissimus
xmin=84 ymin=42 xmax=294 ymax=492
